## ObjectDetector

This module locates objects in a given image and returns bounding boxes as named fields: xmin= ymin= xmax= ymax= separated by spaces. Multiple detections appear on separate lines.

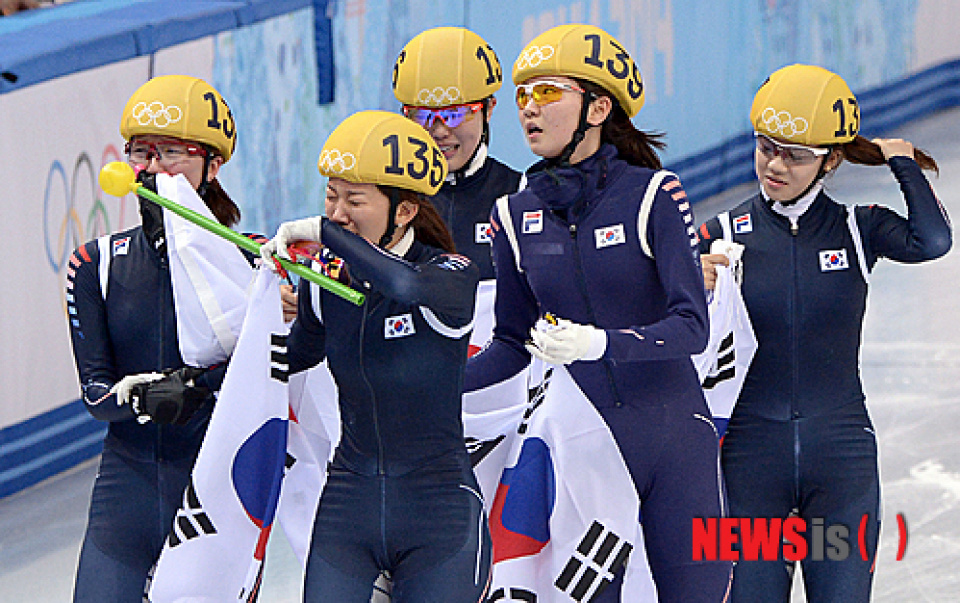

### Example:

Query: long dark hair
xmin=203 ymin=178 xmax=241 ymax=227
xmin=839 ymin=135 xmax=938 ymax=174
xmin=378 ymin=186 xmax=456 ymax=253
xmin=575 ymin=78 xmax=666 ymax=169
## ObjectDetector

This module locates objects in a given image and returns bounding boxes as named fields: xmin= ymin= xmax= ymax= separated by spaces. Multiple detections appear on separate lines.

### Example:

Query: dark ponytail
xmin=575 ymin=78 xmax=666 ymax=169
xmin=202 ymin=178 xmax=241 ymax=227
xmin=840 ymin=135 xmax=938 ymax=175
xmin=378 ymin=186 xmax=457 ymax=253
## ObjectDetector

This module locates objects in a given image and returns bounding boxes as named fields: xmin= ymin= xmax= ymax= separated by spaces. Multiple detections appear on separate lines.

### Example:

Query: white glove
xmin=525 ymin=316 xmax=607 ymax=365
xmin=259 ymin=217 xmax=323 ymax=265
xmin=110 ymin=373 xmax=164 ymax=407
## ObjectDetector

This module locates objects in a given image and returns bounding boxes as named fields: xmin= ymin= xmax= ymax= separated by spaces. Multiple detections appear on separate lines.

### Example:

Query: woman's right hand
xmin=873 ymin=138 xmax=915 ymax=161
xmin=260 ymin=217 xmax=323 ymax=263
xmin=701 ymin=253 xmax=729 ymax=291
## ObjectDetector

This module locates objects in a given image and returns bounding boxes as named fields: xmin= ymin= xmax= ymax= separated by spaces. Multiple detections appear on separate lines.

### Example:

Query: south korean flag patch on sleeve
xmin=385 ymin=313 xmax=416 ymax=339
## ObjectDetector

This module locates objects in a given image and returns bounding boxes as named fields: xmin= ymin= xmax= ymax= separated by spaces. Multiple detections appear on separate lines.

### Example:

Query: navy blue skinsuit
xmin=66 ymin=201 xmax=250 ymax=601
xmin=432 ymin=146 xmax=523 ymax=280
xmin=698 ymin=156 xmax=952 ymax=602
xmin=465 ymin=144 xmax=732 ymax=602
xmin=287 ymin=219 xmax=490 ymax=602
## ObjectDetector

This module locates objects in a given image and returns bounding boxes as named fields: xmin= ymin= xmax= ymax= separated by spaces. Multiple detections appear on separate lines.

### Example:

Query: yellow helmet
xmin=393 ymin=27 xmax=503 ymax=107
xmin=120 ymin=75 xmax=237 ymax=162
xmin=513 ymin=23 xmax=644 ymax=117
xmin=750 ymin=64 xmax=860 ymax=146
xmin=317 ymin=110 xmax=447 ymax=195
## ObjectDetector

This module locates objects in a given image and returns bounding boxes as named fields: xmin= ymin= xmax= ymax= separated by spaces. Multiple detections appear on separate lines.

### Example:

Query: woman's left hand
xmin=526 ymin=316 xmax=607 ymax=365
xmin=873 ymin=138 xmax=915 ymax=161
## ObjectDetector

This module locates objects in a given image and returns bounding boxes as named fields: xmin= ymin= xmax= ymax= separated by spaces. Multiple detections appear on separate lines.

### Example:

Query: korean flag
xmin=819 ymin=249 xmax=849 ymax=271
xmin=385 ymin=313 xmax=415 ymax=339
xmin=476 ymin=222 xmax=493 ymax=244
xmin=594 ymin=224 xmax=626 ymax=249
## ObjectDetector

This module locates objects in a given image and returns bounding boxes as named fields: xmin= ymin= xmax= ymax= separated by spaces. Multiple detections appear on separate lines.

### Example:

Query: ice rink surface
xmin=2 ymin=107 xmax=959 ymax=602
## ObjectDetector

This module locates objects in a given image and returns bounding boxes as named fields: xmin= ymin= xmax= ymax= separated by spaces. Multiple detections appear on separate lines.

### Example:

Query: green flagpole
xmin=99 ymin=161 xmax=363 ymax=306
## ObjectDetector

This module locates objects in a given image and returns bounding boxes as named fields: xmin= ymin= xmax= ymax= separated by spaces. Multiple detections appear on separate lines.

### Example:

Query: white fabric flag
xmin=468 ymin=280 xmax=497 ymax=355
xmin=692 ymin=240 xmax=757 ymax=426
xmin=149 ymin=269 xmax=289 ymax=603
xmin=276 ymin=364 xmax=340 ymax=564
xmin=160 ymin=173 xmax=254 ymax=366
xmin=465 ymin=366 xmax=652 ymax=602
xmin=463 ymin=369 xmax=530 ymax=516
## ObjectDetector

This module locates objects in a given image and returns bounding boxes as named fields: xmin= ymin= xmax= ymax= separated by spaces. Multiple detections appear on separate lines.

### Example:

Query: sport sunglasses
xmin=125 ymin=138 xmax=210 ymax=165
xmin=515 ymin=80 xmax=585 ymax=109
xmin=402 ymin=102 xmax=483 ymax=129
xmin=754 ymin=133 xmax=830 ymax=167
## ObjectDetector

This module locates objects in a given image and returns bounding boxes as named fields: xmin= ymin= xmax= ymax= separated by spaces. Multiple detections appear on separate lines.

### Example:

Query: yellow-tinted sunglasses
xmin=515 ymin=80 xmax=585 ymax=109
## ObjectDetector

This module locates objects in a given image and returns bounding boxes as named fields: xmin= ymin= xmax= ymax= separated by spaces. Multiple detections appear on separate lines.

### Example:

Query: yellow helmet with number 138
xmin=513 ymin=23 xmax=645 ymax=118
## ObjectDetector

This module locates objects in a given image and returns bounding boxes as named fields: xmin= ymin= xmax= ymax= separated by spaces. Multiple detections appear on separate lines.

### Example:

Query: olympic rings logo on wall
xmin=131 ymin=101 xmax=183 ymax=128
xmin=43 ymin=145 xmax=134 ymax=275
xmin=760 ymin=107 xmax=809 ymax=139
xmin=515 ymin=45 xmax=555 ymax=70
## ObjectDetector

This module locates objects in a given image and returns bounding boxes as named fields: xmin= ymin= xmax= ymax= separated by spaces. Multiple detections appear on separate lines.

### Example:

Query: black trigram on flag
xmin=167 ymin=479 xmax=217 ymax=548
xmin=555 ymin=520 xmax=632 ymax=602
xmin=486 ymin=586 xmax=537 ymax=601
xmin=702 ymin=331 xmax=735 ymax=389
xmin=466 ymin=434 xmax=506 ymax=468
xmin=283 ymin=451 xmax=297 ymax=476
xmin=518 ymin=367 xmax=553 ymax=435
xmin=270 ymin=334 xmax=289 ymax=383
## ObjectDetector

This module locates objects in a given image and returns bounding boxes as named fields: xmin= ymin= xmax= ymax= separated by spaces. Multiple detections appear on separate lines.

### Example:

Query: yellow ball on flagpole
xmin=99 ymin=161 xmax=138 ymax=198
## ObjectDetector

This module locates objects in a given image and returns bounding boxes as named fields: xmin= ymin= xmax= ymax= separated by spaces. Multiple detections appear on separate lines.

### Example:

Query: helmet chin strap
xmin=480 ymin=99 xmax=491 ymax=145
xmin=550 ymin=92 xmax=597 ymax=168
xmin=378 ymin=188 xmax=402 ymax=248
xmin=197 ymin=151 xmax=214 ymax=198
xmin=449 ymin=100 xmax=491 ymax=184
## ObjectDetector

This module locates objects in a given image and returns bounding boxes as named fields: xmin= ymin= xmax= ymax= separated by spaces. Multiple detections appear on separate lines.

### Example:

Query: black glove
xmin=137 ymin=169 xmax=158 ymax=191
xmin=137 ymin=172 xmax=166 ymax=253
xmin=130 ymin=366 xmax=212 ymax=425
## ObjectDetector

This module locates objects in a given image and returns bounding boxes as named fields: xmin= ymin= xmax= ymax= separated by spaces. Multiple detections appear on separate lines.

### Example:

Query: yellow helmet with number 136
xmin=120 ymin=74 xmax=237 ymax=161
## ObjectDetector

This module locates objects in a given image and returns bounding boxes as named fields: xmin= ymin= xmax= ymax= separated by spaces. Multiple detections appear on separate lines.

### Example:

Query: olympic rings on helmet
xmin=415 ymin=87 xmax=464 ymax=107
xmin=760 ymin=107 xmax=809 ymax=140
xmin=515 ymin=45 xmax=555 ymax=70
xmin=131 ymin=101 xmax=184 ymax=129
xmin=317 ymin=149 xmax=357 ymax=174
